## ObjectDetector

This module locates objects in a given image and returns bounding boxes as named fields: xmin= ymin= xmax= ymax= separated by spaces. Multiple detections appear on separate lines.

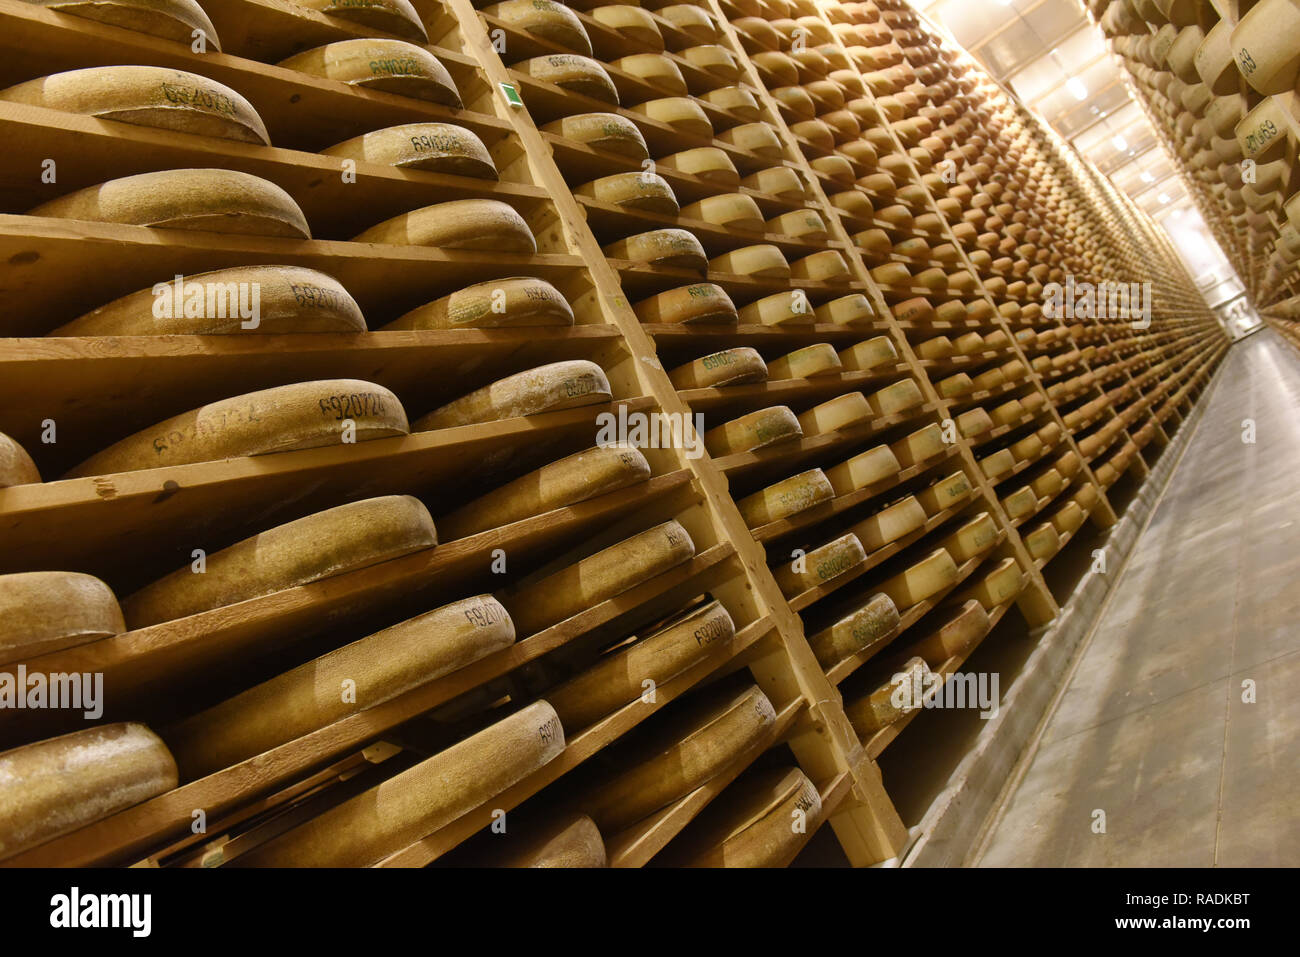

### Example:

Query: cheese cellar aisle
xmin=0 ymin=0 xmax=1235 ymax=871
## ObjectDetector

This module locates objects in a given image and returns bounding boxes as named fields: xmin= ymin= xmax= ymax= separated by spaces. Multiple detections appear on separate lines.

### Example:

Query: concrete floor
xmin=977 ymin=329 xmax=1300 ymax=867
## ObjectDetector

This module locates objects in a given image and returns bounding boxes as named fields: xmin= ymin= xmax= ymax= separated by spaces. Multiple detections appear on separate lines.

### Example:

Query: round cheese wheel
xmin=321 ymin=123 xmax=496 ymax=179
xmin=296 ymin=0 xmax=428 ymax=40
xmin=415 ymin=360 xmax=610 ymax=430
xmin=122 ymin=495 xmax=437 ymax=628
xmin=1023 ymin=522 xmax=1060 ymax=561
xmin=680 ymin=192 xmax=763 ymax=231
xmin=581 ymin=684 xmax=775 ymax=833
xmin=1231 ymin=0 xmax=1300 ymax=95
xmin=387 ymin=276 xmax=571 ymax=330
xmin=838 ymin=336 xmax=898 ymax=371
xmin=515 ymin=55 xmax=619 ymax=103
xmin=503 ymin=520 xmax=696 ymax=635
xmin=807 ymin=592 xmax=899 ymax=666
xmin=825 ymin=443 xmax=900 ymax=495
xmin=847 ymin=657 xmax=931 ymax=734
xmin=772 ymin=85 xmax=817 ymax=119
xmin=798 ymin=392 xmax=871 ymax=435
xmin=774 ymin=532 xmax=866 ymax=596
xmin=577 ymin=171 xmax=679 ymax=214
xmin=816 ymin=293 xmax=877 ymax=326
xmin=0 ymin=433 xmax=40 ymax=488
xmin=613 ymin=53 xmax=687 ymax=94
xmin=1002 ymin=486 xmax=1037 ymax=520
xmin=908 ymin=599 xmax=988 ymax=666
xmin=238 ymin=701 xmax=565 ymax=867
xmin=634 ymin=283 xmax=737 ymax=325
xmin=917 ymin=471 xmax=972 ymax=515
xmin=852 ymin=495 xmax=927 ymax=551
xmin=279 ymin=41 xmax=461 ymax=107
xmin=658 ymin=4 xmax=717 ymax=42
xmin=941 ymin=512 xmax=998 ymax=562
xmin=739 ymin=290 xmax=815 ymax=327
xmin=699 ymin=85 xmax=760 ymax=120
xmin=971 ymin=557 xmax=1023 ymax=610
xmin=68 ymin=379 xmax=406 ymax=478
xmin=867 ymin=378 xmax=923 ymax=415
xmin=877 ymin=547 xmax=958 ymax=608
xmin=168 ymin=594 xmax=516 ymax=779
xmin=53 ymin=265 xmax=365 ymax=336
xmin=673 ymin=766 xmax=823 ymax=868
xmin=541 ymin=113 xmax=648 ymax=159
xmin=486 ymin=0 xmax=593 ymax=55
xmin=353 ymin=198 xmax=535 ymax=251
xmin=547 ymin=599 xmax=735 ymax=729
xmin=937 ymin=372 xmax=973 ymax=398
xmin=603 ymin=228 xmax=707 ymax=270
xmin=743 ymin=166 xmax=806 ymax=201
xmin=0 ymin=723 xmax=177 ymax=861
xmin=767 ymin=208 xmax=828 ymax=240
xmin=658 ymin=147 xmax=739 ymax=186
xmin=717 ymin=122 xmax=783 ymax=159
xmin=914 ymin=336 xmax=953 ymax=360
xmin=708 ymin=244 xmax=789 ymax=278
xmin=0 ymin=66 xmax=265 ymax=143
xmin=629 ymin=96 xmax=710 ymax=137
xmin=738 ymin=469 xmax=833 ymax=526
xmin=791 ymin=250 xmax=850 ymax=281
xmin=766 ymin=342 xmax=841 ymax=380
xmin=0 ymin=571 xmax=124 ymax=665
xmin=703 ymin=406 xmax=801 ymax=456
xmin=498 ymin=813 xmax=607 ymax=867
xmin=668 ymin=347 xmax=768 ymax=389
xmin=29 ymin=169 xmax=310 ymax=238
xmin=25 ymin=0 xmax=221 ymax=48
xmin=590 ymin=5 xmax=663 ymax=50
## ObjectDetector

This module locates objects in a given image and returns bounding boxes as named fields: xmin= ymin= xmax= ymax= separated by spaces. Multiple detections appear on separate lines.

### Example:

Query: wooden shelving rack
xmin=0 ymin=0 xmax=1227 ymax=868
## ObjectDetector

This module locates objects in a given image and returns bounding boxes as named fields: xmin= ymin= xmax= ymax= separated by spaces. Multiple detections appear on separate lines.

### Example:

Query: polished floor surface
xmin=977 ymin=329 xmax=1300 ymax=867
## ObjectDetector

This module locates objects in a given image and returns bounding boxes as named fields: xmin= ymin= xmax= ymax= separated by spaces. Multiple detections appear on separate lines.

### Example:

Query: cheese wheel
xmin=908 ymin=599 xmax=988 ymax=666
xmin=830 ymin=189 xmax=874 ymax=219
xmin=767 ymin=209 xmax=828 ymax=240
xmin=790 ymin=250 xmax=850 ymax=281
xmin=634 ymin=284 xmax=737 ymax=325
xmin=852 ymin=495 xmax=927 ymax=552
xmin=877 ymin=547 xmax=958 ymax=608
xmin=541 ymin=113 xmax=648 ymax=159
xmin=703 ymin=406 xmax=801 ymax=456
xmin=25 ymin=0 xmax=220 ymax=48
xmin=737 ymin=469 xmax=833 ymax=527
xmin=54 ymin=265 xmax=366 ymax=336
xmin=970 ymin=557 xmax=1023 ymax=610
xmin=766 ymin=343 xmax=841 ymax=380
xmin=914 ymin=336 xmax=953 ymax=360
xmin=825 ymin=444 xmax=900 ymax=495
xmin=415 ymin=360 xmax=609 ymax=430
xmin=547 ymin=600 xmax=735 ymax=729
xmin=979 ymin=448 xmax=1015 ymax=481
xmin=166 ymin=595 xmax=516 ymax=779
xmin=1023 ymin=522 xmax=1060 ymax=561
xmin=739 ymin=290 xmax=816 ymax=327
xmin=956 ymin=408 xmax=993 ymax=439
xmin=1010 ymin=434 xmax=1043 ymax=463
xmin=708 ymin=244 xmax=789 ymax=278
xmin=989 ymin=400 xmax=1025 ymax=426
xmin=0 ymin=723 xmax=177 ymax=861
xmin=815 ymin=293 xmax=877 ymax=326
xmin=936 ymin=372 xmax=973 ymax=398
xmin=0 ymin=66 xmax=265 ymax=143
xmin=774 ymin=533 xmax=866 ymax=596
xmin=504 ymin=520 xmax=695 ymax=635
xmin=0 ymin=433 xmax=40 ymax=488
xmin=516 ymin=55 xmax=619 ymax=103
xmin=613 ymin=53 xmax=688 ymax=94
xmin=630 ymin=96 xmax=710 ymax=137
xmin=353 ymin=199 xmax=535 ymax=251
xmin=717 ymin=123 xmax=783 ymax=159
xmin=772 ymin=85 xmax=816 ymax=119
xmin=675 ymin=766 xmax=823 ymax=868
xmin=487 ymin=0 xmax=593 ymax=56
xmin=668 ymin=347 xmax=768 ymax=388
xmin=658 ymin=4 xmax=717 ymax=43
xmin=1002 ymin=486 xmax=1037 ymax=520
xmin=439 ymin=444 xmax=649 ymax=540
xmin=604 ymin=228 xmax=707 ymax=270
xmin=1231 ymin=0 xmax=1300 ymax=95
xmin=576 ymin=172 xmax=679 ymax=214
xmin=835 ymin=337 xmax=897 ymax=373
xmin=658 ymin=147 xmax=739 ymax=186
xmin=237 ymin=701 xmax=565 ymax=867
xmin=386 ymin=277 xmax=571 ymax=331
xmin=0 ymin=572 xmax=124 ymax=665
xmin=680 ymin=193 xmax=763 ymax=231
xmin=321 ymin=123 xmax=496 ymax=179
xmin=498 ymin=813 xmax=606 ymax=867
xmin=798 ymin=392 xmax=871 ymax=435
xmin=28 ymin=169 xmax=309 ymax=238
xmin=891 ymin=423 xmax=945 ymax=467
xmin=122 ymin=495 xmax=437 ymax=628
xmin=846 ymin=657 xmax=930 ymax=734
xmin=581 ymin=684 xmax=775 ymax=833
xmin=917 ymin=471 xmax=971 ymax=515
xmin=807 ymin=592 xmax=899 ymax=667
xmin=867 ymin=379 xmax=923 ymax=416
xmin=279 ymin=41 xmax=461 ymax=107
xmin=590 ymin=5 xmax=663 ymax=50
xmin=699 ymin=85 xmax=759 ymax=120
xmin=940 ymin=512 xmax=998 ymax=563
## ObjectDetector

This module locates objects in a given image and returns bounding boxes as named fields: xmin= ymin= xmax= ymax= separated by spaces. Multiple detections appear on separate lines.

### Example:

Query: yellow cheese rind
xmin=703 ymin=406 xmax=801 ymax=455
xmin=667 ymin=347 xmax=768 ymax=389
xmin=850 ymin=495 xmax=926 ymax=550
xmin=321 ymin=123 xmax=496 ymax=178
xmin=807 ymin=593 xmax=899 ymax=666
xmin=238 ymin=701 xmax=565 ymax=867
xmin=0 ymin=723 xmax=178 ymax=861
xmin=838 ymin=336 xmax=898 ymax=371
xmin=658 ymin=147 xmax=739 ymax=186
xmin=877 ymin=547 xmax=959 ymax=608
xmin=677 ymin=766 xmax=823 ymax=867
xmin=798 ymin=392 xmax=871 ymax=434
xmin=353 ymin=199 xmax=536 ymax=252
xmin=825 ymin=443 xmax=900 ymax=495
xmin=629 ymin=96 xmax=710 ymax=137
xmin=0 ymin=571 xmax=124 ymax=665
xmin=498 ymin=813 xmax=607 ymax=867
xmin=439 ymin=444 xmax=650 ymax=539
xmin=765 ymin=343 xmax=841 ymax=380
xmin=0 ymin=66 xmax=265 ymax=143
xmin=815 ymin=293 xmax=876 ymax=326
xmin=576 ymin=172 xmax=679 ymax=214
xmin=907 ymin=599 xmax=989 ymax=666
xmin=846 ymin=657 xmax=931 ymax=734
xmin=29 ymin=169 xmax=310 ymax=238
xmin=970 ymin=557 xmax=1023 ymax=610
xmin=52 ymin=265 xmax=366 ymax=336
xmin=516 ymin=55 xmax=619 ymax=103
xmin=708 ymin=244 xmax=789 ymax=278
xmin=386 ymin=277 xmax=572 ymax=330
xmin=867 ymin=378 xmax=924 ymax=416
xmin=604 ymin=228 xmax=707 ymax=270
xmin=26 ymin=0 xmax=221 ymax=49
xmin=122 ymin=495 xmax=437 ymax=628
xmin=487 ymin=0 xmax=593 ymax=55
xmin=737 ymin=469 xmax=834 ymax=527
xmin=774 ymin=533 xmax=866 ymax=596
xmin=1024 ymin=522 xmax=1060 ymax=561
xmin=278 ymin=40 xmax=461 ymax=106
xmin=541 ymin=113 xmax=647 ymax=158
xmin=68 ymin=378 xmax=408 ymax=478
xmin=634 ymin=284 xmax=737 ymax=325
xmin=415 ymin=360 xmax=610 ymax=430
xmin=892 ymin=423 xmax=946 ymax=467
xmin=613 ymin=53 xmax=688 ymax=93
xmin=503 ymin=520 xmax=696 ymax=635
xmin=0 ymin=432 xmax=41 ymax=487
xmin=940 ymin=512 xmax=998 ymax=562
xmin=166 ymin=595 xmax=516 ymax=779
xmin=680 ymin=193 xmax=763 ymax=231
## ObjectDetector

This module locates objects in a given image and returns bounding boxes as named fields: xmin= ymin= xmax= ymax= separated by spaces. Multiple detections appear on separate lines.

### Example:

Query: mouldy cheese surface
xmin=668 ymin=347 xmax=768 ymax=389
xmin=766 ymin=343 xmax=841 ymax=380
xmin=0 ymin=571 xmax=125 ymax=665
xmin=703 ymin=406 xmax=801 ymax=455
xmin=67 ymin=379 xmax=408 ymax=478
xmin=386 ymin=277 xmax=572 ymax=330
xmin=53 ymin=266 xmax=366 ymax=336
xmin=877 ymin=548 xmax=958 ymax=609
xmin=851 ymin=495 xmax=926 ymax=551
xmin=773 ymin=533 xmax=866 ymax=596
xmin=674 ymin=767 xmax=823 ymax=867
xmin=604 ymin=229 xmax=708 ymax=270
xmin=486 ymin=0 xmax=593 ymax=55
xmin=907 ymin=599 xmax=989 ymax=667
xmin=166 ymin=595 xmax=516 ymax=779
xmin=279 ymin=41 xmax=461 ymax=106
xmin=825 ymin=443 xmax=900 ymax=495
xmin=846 ymin=657 xmax=930 ymax=734
xmin=516 ymin=55 xmax=619 ymax=103
xmin=322 ymin=124 xmax=497 ymax=179
xmin=29 ymin=169 xmax=310 ymax=238
xmin=353 ymin=199 xmax=535 ymax=251
xmin=737 ymin=469 xmax=833 ymax=527
xmin=0 ymin=66 xmax=266 ymax=143
xmin=541 ymin=113 xmax=647 ymax=159
xmin=502 ymin=520 xmax=695 ymax=636
xmin=0 ymin=432 xmax=41 ymax=487
xmin=414 ymin=360 xmax=610 ymax=430
xmin=439 ymin=444 xmax=650 ymax=540
xmin=122 ymin=495 xmax=437 ymax=628
xmin=0 ymin=723 xmax=178 ymax=861
xmin=581 ymin=684 xmax=775 ymax=833
xmin=808 ymin=592 xmax=899 ymax=667
xmin=237 ymin=701 xmax=564 ymax=867
xmin=546 ymin=600 xmax=735 ymax=729
xmin=24 ymin=0 xmax=221 ymax=48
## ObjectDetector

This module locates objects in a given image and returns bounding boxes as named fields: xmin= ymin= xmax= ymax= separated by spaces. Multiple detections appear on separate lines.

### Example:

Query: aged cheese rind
xmin=603 ymin=229 xmax=707 ymax=270
xmin=498 ymin=813 xmax=606 ymax=867
xmin=516 ymin=55 xmax=619 ymax=103
xmin=386 ymin=277 xmax=572 ymax=330
xmin=807 ymin=593 xmax=899 ymax=666
xmin=353 ymin=199 xmax=535 ymax=251
xmin=279 ymin=40 xmax=461 ymax=107
xmin=25 ymin=0 xmax=222 ymax=49
xmin=877 ymin=547 xmax=958 ymax=608
xmin=541 ymin=113 xmax=647 ymax=158
xmin=122 ymin=495 xmax=437 ymax=628
xmin=908 ymin=599 xmax=989 ymax=666
xmin=667 ymin=347 xmax=768 ymax=389
xmin=825 ymin=443 xmax=900 ymax=494
xmin=703 ymin=406 xmax=801 ymax=455
xmin=0 ymin=571 xmax=124 ymax=665
xmin=0 ymin=433 xmax=41 ymax=487
xmin=321 ymin=123 xmax=496 ymax=179
xmin=487 ymin=0 xmax=593 ymax=55
xmin=737 ymin=469 xmax=834 ymax=527
xmin=678 ymin=766 xmax=823 ymax=867
xmin=414 ymin=360 xmax=610 ymax=430
xmin=773 ymin=533 xmax=866 ymax=596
